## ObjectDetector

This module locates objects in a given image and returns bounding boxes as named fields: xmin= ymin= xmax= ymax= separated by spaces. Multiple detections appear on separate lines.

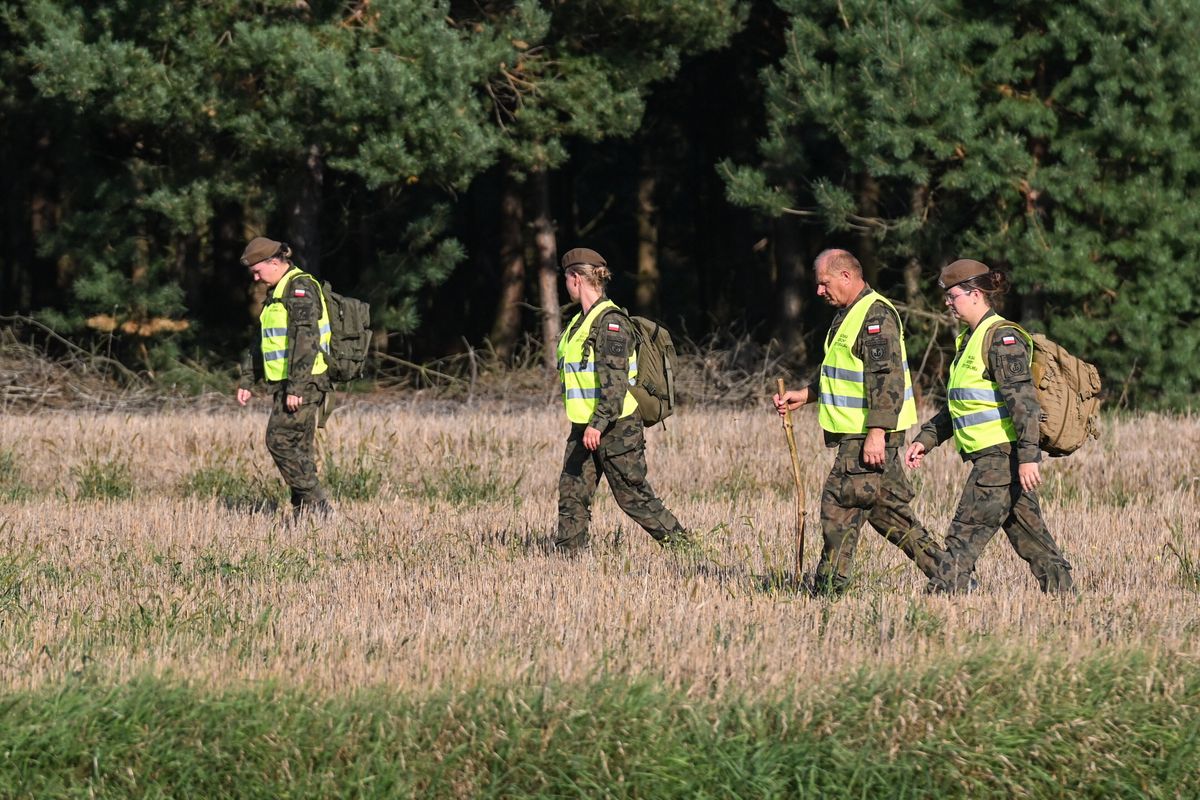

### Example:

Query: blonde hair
xmin=566 ymin=262 xmax=612 ymax=290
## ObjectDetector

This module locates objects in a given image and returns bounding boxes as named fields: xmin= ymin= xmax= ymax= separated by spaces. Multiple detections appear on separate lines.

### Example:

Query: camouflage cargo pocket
xmin=958 ymin=466 xmax=1016 ymax=526
xmin=607 ymin=446 xmax=648 ymax=488
xmin=835 ymin=455 xmax=882 ymax=509
xmin=601 ymin=418 xmax=644 ymax=458
xmin=882 ymin=458 xmax=916 ymax=504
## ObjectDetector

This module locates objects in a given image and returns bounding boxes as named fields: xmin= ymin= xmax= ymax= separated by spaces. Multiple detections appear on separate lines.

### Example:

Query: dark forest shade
xmin=1 ymin=1 xmax=1196 ymax=406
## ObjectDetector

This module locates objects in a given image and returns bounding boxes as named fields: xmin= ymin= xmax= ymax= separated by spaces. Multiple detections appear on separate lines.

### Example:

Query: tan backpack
xmin=1029 ymin=333 xmax=1102 ymax=456
xmin=985 ymin=326 xmax=1102 ymax=456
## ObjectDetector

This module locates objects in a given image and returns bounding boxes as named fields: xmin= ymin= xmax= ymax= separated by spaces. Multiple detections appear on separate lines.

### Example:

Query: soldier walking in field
xmin=773 ymin=249 xmax=948 ymax=595
xmin=235 ymin=236 xmax=333 ymax=517
xmin=905 ymin=259 xmax=1074 ymax=594
xmin=554 ymin=247 xmax=688 ymax=554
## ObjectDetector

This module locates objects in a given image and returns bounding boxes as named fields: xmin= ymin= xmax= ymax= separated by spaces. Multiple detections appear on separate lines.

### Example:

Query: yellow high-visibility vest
xmin=556 ymin=300 xmax=639 ymax=424
xmin=817 ymin=291 xmax=917 ymax=433
xmin=260 ymin=267 xmax=331 ymax=382
xmin=948 ymin=314 xmax=1032 ymax=453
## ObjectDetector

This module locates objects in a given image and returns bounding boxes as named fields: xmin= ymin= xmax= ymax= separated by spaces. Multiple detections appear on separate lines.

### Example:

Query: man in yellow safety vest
xmin=773 ymin=249 xmax=948 ymax=594
xmin=235 ymin=236 xmax=333 ymax=517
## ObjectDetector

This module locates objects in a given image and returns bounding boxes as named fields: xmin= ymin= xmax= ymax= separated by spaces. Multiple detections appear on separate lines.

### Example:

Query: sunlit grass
xmin=0 ymin=404 xmax=1194 ymax=699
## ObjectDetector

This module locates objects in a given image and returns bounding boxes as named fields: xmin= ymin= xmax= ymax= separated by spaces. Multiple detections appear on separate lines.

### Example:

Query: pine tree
xmin=482 ymin=0 xmax=748 ymax=366
xmin=6 ymin=0 xmax=513 ymax=362
xmin=724 ymin=0 xmax=1200 ymax=405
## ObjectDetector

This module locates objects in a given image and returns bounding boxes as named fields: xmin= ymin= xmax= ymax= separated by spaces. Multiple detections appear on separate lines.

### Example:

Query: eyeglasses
xmin=944 ymin=288 xmax=974 ymax=302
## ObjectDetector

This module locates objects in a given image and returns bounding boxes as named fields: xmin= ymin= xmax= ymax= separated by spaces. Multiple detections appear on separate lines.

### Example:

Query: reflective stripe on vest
xmin=817 ymin=291 xmax=918 ymax=433
xmin=259 ymin=267 xmax=332 ymax=382
xmin=947 ymin=314 xmax=1031 ymax=453
xmin=556 ymin=299 xmax=639 ymax=424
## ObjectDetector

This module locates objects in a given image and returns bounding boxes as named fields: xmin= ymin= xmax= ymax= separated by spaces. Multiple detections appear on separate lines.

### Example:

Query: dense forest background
xmin=2 ymin=0 xmax=1197 ymax=407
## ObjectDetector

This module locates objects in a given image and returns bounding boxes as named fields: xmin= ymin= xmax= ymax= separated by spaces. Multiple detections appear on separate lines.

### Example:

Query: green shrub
xmin=323 ymin=452 xmax=385 ymax=501
xmin=414 ymin=457 xmax=522 ymax=507
xmin=72 ymin=458 xmax=134 ymax=501
xmin=0 ymin=449 xmax=34 ymax=501
xmin=180 ymin=463 xmax=284 ymax=510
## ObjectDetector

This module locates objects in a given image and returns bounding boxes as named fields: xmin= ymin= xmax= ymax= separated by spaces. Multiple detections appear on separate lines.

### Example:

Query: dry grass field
xmin=1 ymin=399 xmax=1196 ymax=702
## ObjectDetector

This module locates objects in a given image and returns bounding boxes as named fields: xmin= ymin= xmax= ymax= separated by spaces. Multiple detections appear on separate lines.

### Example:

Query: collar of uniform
xmin=830 ymin=284 xmax=874 ymax=331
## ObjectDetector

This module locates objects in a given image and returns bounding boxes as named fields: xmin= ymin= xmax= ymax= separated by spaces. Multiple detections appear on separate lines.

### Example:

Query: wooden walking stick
xmin=776 ymin=378 xmax=806 ymax=588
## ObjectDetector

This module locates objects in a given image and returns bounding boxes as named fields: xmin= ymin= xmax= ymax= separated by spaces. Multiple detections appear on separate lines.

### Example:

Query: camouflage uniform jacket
xmin=237 ymin=271 xmax=331 ymax=401
xmin=806 ymin=285 xmax=909 ymax=447
xmin=567 ymin=297 xmax=635 ymax=431
xmin=914 ymin=310 xmax=1041 ymax=464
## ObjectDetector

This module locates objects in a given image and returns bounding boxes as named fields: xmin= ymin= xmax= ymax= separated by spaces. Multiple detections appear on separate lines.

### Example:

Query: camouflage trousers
xmin=265 ymin=390 xmax=329 ymax=509
xmin=816 ymin=438 xmax=948 ymax=593
xmin=556 ymin=417 xmax=684 ymax=552
xmin=932 ymin=452 xmax=1073 ymax=594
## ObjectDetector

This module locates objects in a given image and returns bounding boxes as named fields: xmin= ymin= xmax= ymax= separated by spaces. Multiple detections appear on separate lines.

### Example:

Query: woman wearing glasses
xmin=904 ymin=259 xmax=1074 ymax=594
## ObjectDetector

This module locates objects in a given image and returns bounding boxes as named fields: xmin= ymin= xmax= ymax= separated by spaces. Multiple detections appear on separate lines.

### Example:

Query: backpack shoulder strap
xmin=580 ymin=305 xmax=634 ymax=369
xmin=982 ymin=320 xmax=1031 ymax=353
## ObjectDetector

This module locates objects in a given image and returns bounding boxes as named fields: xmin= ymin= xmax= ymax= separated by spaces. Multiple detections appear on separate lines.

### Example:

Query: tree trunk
xmin=773 ymin=213 xmax=808 ymax=362
xmin=489 ymin=168 xmax=525 ymax=362
xmin=857 ymin=172 xmax=881 ymax=285
xmin=211 ymin=201 xmax=249 ymax=330
xmin=1019 ymin=285 xmax=1045 ymax=329
xmin=635 ymin=155 xmax=660 ymax=315
xmin=905 ymin=184 xmax=930 ymax=304
xmin=530 ymin=167 xmax=561 ymax=371
xmin=286 ymin=144 xmax=324 ymax=275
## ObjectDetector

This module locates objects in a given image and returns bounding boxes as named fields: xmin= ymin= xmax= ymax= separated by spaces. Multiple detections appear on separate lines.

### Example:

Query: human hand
xmin=583 ymin=426 xmax=602 ymax=451
xmin=236 ymin=388 xmax=252 ymax=406
xmin=862 ymin=428 xmax=886 ymax=467
xmin=904 ymin=442 xmax=926 ymax=470
xmin=1018 ymin=461 xmax=1042 ymax=492
xmin=772 ymin=388 xmax=809 ymax=416
xmin=286 ymin=394 xmax=303 ymax=412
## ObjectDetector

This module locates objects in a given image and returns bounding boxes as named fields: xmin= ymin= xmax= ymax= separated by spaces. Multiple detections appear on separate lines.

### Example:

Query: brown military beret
xmin=938 ymin=258 xmax=990 ymax=289
xmin=560 ymin=247 xmax=606 ymax=271
xmin=240 ymin=236 xmax=284 ymax=267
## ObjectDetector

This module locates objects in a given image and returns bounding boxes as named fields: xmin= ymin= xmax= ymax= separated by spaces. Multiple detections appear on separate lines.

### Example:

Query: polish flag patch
xmin=293 ymin=288 xmax=307 ymax=297
xmin=607 ymin=323 xmax=621 ymax=332
xmin=866 ymin=323 xmax=881 ymax=335
xmin=1001 ymin=334 xmax=1017 ymax=345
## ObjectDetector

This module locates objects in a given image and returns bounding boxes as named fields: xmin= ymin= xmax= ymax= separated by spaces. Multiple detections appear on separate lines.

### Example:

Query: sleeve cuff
xmin=865 ymin=410 xmax=899 ymax=430
xmin=914 ymin=431 xmax=939 ymax=452
xmin=1018 ymin=444 xmax=1042 ymax=464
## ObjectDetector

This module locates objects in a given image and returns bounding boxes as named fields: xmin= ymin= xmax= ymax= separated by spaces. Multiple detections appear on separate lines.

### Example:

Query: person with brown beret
xmin=236 ymin=236 xmax=334 ymax=517
xmin=554 ymin=247 xmax=688 ymax=554
xmin=904 ymin=259 xmax=1074 ymax=594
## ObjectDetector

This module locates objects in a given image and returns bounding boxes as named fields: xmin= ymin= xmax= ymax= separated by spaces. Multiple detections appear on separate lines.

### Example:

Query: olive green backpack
xmin=320 ymin=281 xmax=371 ymax=382
xmin=583 ymin=307 xmax=677 ymax=427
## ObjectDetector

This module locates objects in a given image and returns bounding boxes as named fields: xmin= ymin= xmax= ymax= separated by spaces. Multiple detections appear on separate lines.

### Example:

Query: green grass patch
xmin=323 ymin=450 xmax=385 ymax=501
xmin=413 ymin=456 xmax=523 ymax=507
xmin=71 ymin=457 xmax=134 ymax=501
xmin=0 ymin=647 xmax=1195 ymax=798
xmin=1164 ymin=523 xmax=1200 ymax=592
xmin=180 ymin=463 xmax=284 ymax=510
xmin=0 ymin=449 xmax=34 ymax=501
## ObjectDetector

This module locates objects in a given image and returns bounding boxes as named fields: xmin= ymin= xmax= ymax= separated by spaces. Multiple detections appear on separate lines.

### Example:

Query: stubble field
xmin=0 ymin=400 xmax=1197 ymax=797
